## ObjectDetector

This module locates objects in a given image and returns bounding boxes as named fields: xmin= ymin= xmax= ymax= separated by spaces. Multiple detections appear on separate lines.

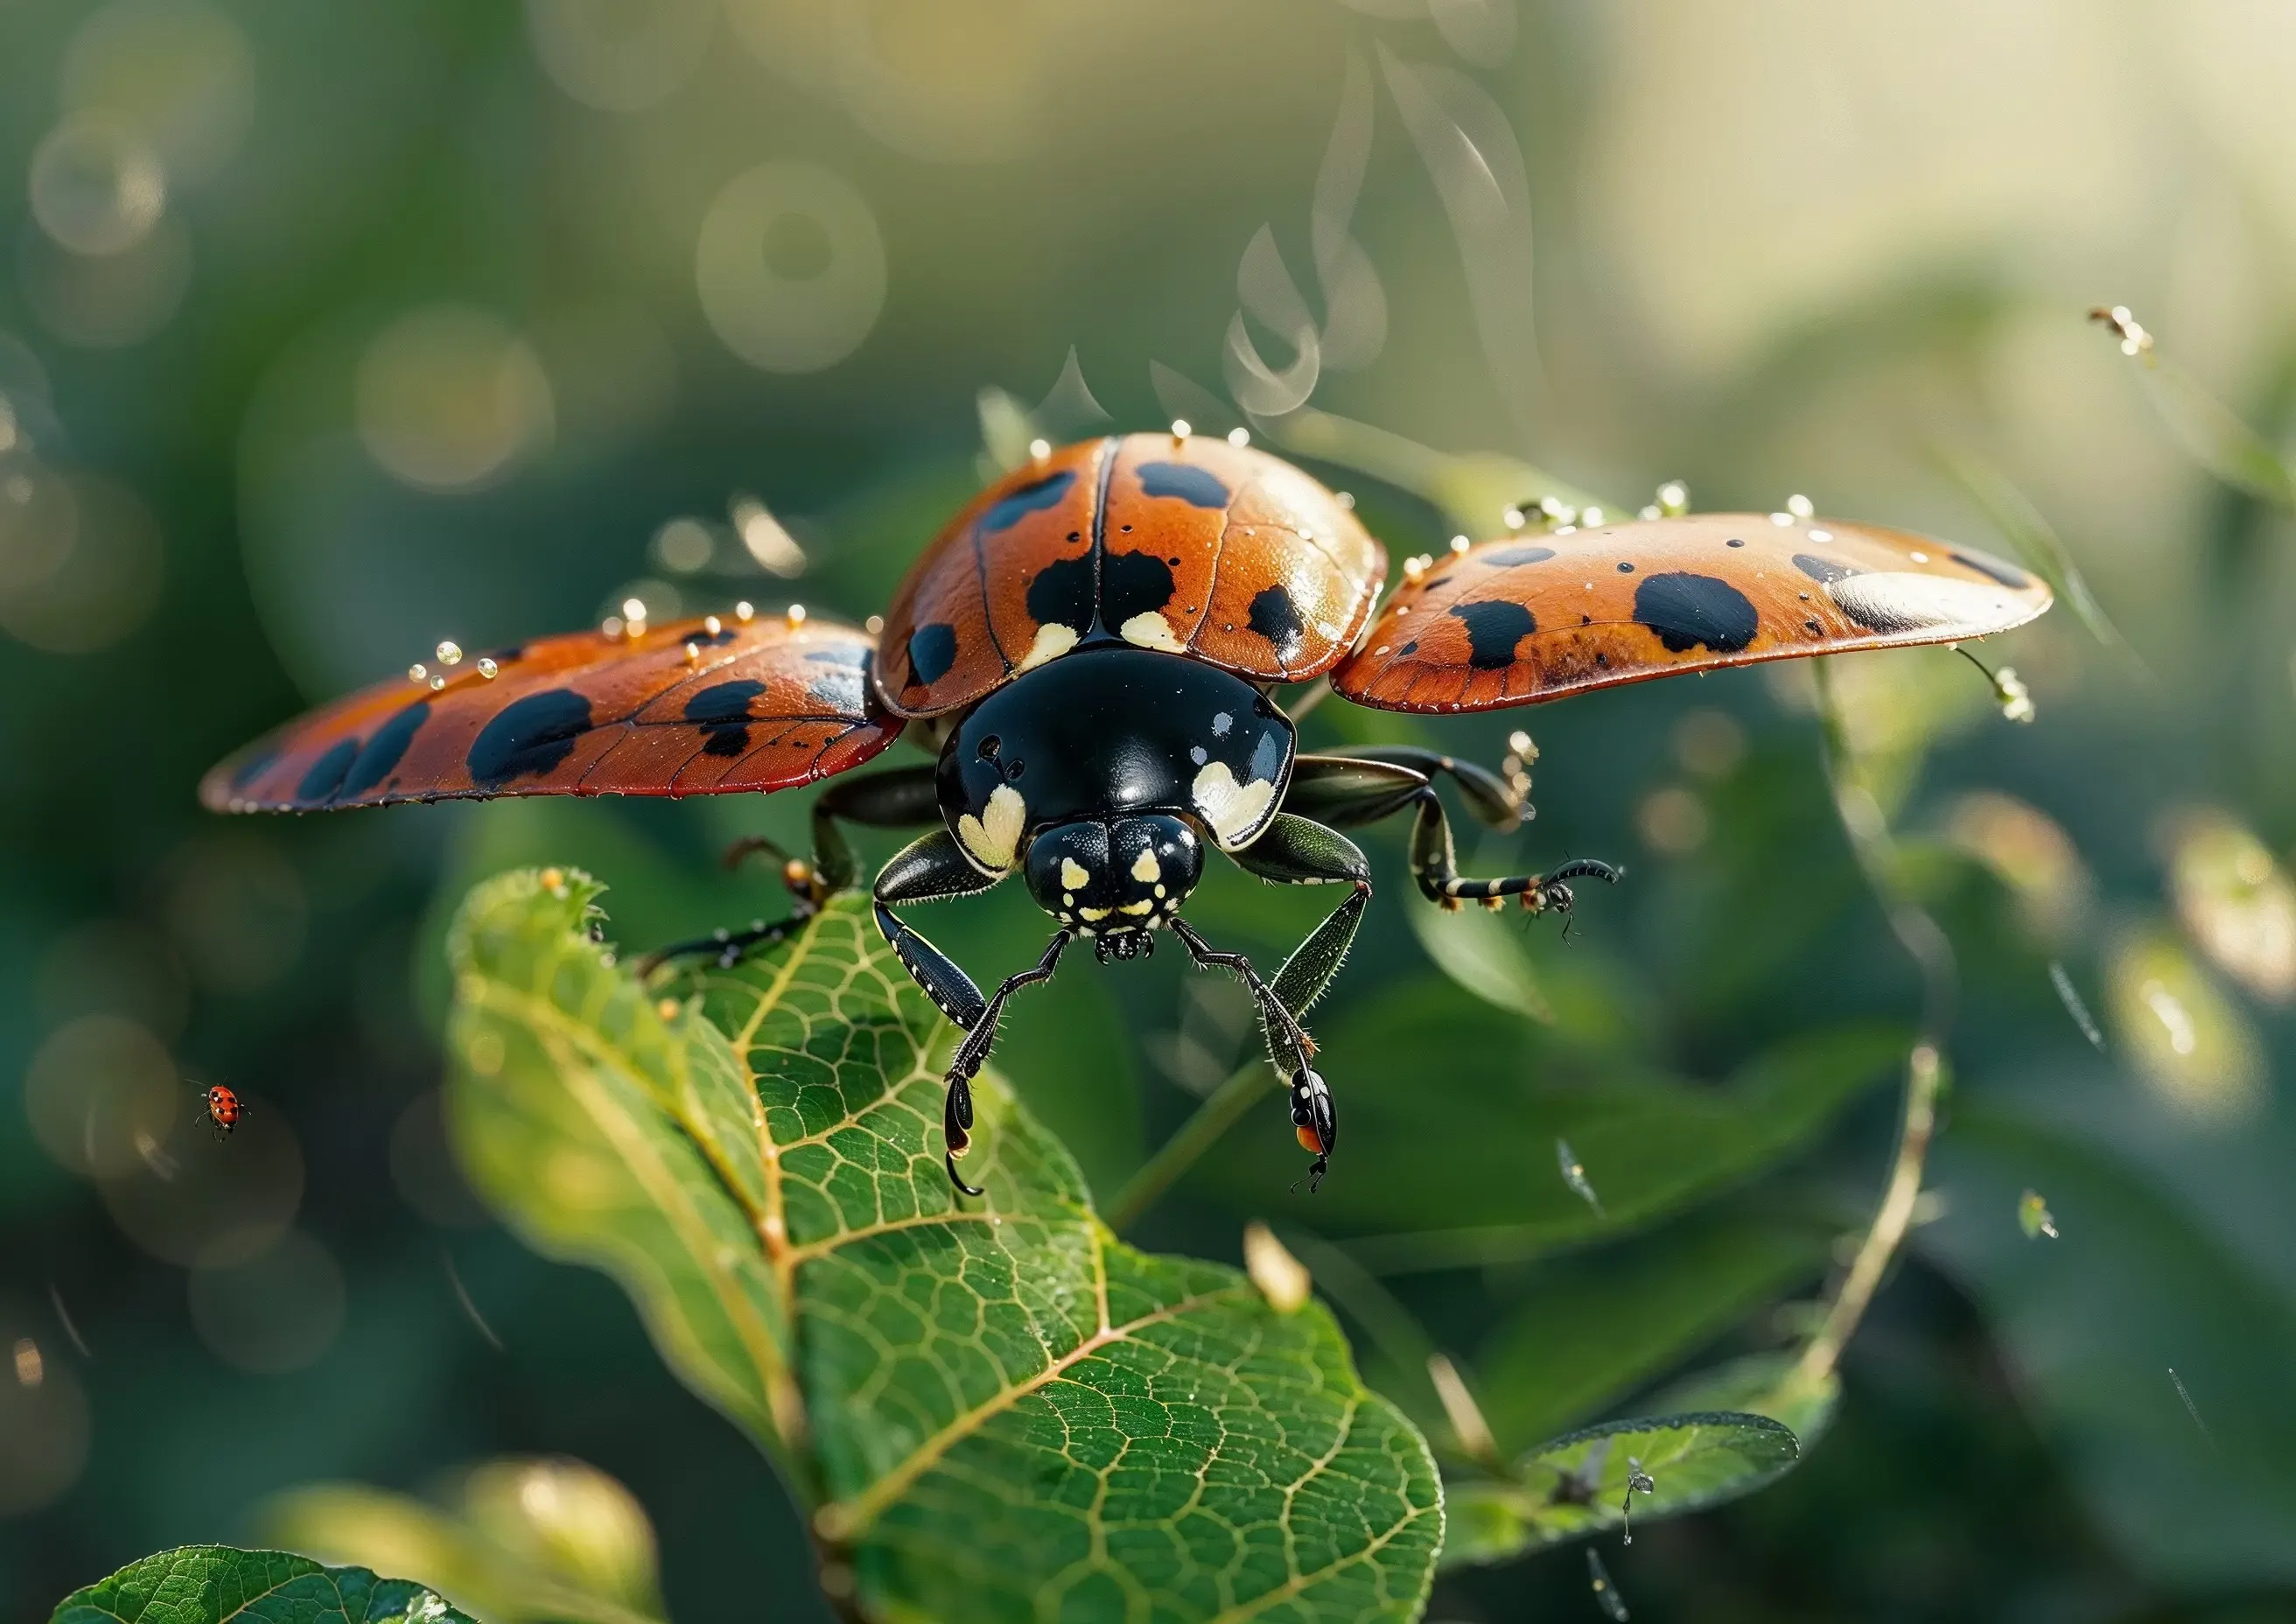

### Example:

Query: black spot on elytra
xmin=296 ymin=738 xmax=359 ymax=802
xmin=1246 ymin=583 xmax=1306 ymax=660
xmin=228 ymin=745 xmax=279 ymax=790
xmin=1633 ymin=571 xmax=1760 ymax=654
xmin=1450 ymin=599 xmax=1536 ymax=669
xmin=1951 ymin=549 xmax=2030 ymax=588
xmin=979 ymin=469 xmax=1074 ymax=534
xmin=1726 ymin=538 xmax=1745 ymax=549
xmin=468 ymin=689 xmax=593 ymax=785
xmin=1026 ymin=555 xmax=1095 ymax=631
xmin=804 ymin=645 xmax=866 ymax=667
xmin=340 ymin=702 xmax=430 ymax=798
xmin=1794 ymin=552 xmax=1858 ymax=584
xmin=480 ymin=643 xmax=526 ymax=665
xmin=1137 ymin=461 xmax=1230 ymax=508
xmin=1483 ymin=545 xmax=1557 ymax=566
xmin=1616 ymin=561 xmax=1635 ymax=573
xmin=906 ymin=623 xmax=958 ymax=685
xmin=689 ymin=626 xmax=738 ymax=648
xmin=1399 ymin=640 xmax=1419 ymax=656
xmin=1102 ymin=550 xmax=1178 ymax=626
xmin=686 ymin=679 xmax=765 ymax=756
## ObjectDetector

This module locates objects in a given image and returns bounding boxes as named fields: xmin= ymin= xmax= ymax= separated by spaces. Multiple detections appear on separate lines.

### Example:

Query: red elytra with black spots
xmin=201 ymin=432 xmax=2048 ymax=813
xmin=200 ymin=1084 xmax=243 ymax=1134
xmin=201 ymin=430 xmax=2049 ymax=1193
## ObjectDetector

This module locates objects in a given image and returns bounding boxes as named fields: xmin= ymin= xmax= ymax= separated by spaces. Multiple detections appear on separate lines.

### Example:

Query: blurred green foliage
xmin=4 ymin=2 xmax=2295 ymax=1620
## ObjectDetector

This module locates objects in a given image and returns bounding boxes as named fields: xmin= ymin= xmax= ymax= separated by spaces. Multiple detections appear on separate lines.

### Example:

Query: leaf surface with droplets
xmin=445 ymin=872 xmax=1443 ymax=1623
xmin=51 ymin=1546 xmax=475 ymax=1624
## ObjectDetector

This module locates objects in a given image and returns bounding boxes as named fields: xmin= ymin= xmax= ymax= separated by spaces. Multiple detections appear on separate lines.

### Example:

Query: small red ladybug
xmin=196 ymin=1083 xmax=245 ymax=1139
xmin=201 ymin=433 xmax=2052 ymax=1194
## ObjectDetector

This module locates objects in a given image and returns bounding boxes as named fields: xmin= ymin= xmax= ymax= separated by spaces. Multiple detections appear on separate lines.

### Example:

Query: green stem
xmin=1105 ymin=1061 xmax=1278 ymax=1233
xmin=1788 ymin=659 xmax=1958 ymax=1393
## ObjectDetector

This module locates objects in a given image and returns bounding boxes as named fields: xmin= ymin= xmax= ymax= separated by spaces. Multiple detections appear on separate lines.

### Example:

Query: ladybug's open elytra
xmin=202 ymin=432 xmax=2052 ymax=1194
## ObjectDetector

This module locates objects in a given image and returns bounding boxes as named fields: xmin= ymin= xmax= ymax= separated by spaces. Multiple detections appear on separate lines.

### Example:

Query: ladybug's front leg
xmin=869 ymin=830 xmax=1014 ymax=1195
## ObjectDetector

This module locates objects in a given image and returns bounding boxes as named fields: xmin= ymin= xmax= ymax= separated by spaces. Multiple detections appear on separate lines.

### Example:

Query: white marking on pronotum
xmin=1131 ymin=847 xmax=1161 ymax=883
xmin=1117 ymin=611 xmax=1184 ymax=652
xmin=1191 ymin=760 xmax=1277 ymax=849
xmin=1018 ymin=622 xmax=1079 ymax=670
xmin=1060 ymin=857 xmax=1090 ymax=891
xmin=958 ymin=784 xmax=1026 ymax=871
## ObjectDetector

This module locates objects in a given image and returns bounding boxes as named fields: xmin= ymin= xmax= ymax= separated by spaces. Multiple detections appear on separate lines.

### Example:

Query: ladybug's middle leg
xmin=646 ymin=766 xmax=942 ymax=976
xmin=866 ymin=830 xmax=1029 ymax=1196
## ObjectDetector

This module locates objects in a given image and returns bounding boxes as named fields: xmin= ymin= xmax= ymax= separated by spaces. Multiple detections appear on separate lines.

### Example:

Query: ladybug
xmin=200 ymin=432 xmax=2051 ymax=1194
xmin=197 ymin=1082 xmax=244 ymax=1139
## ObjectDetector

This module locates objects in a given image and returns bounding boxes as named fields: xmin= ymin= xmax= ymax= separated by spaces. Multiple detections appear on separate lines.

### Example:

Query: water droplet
xmin=1586 ymin=1549 xmax=1628 ymax=1622
xmin=1335 ymin=490 xmax=1354 ymax=510
xmin=1557 ymin=1137 xmax=1602 ymax=1214
xmin=435 ymin=640 xmax=463 ymax=666
xmin=1028 ymin=437 xmax=1051 ymax=460
xmin=786 ymin=603 xmax=807 ymax=624
xmin=1769 ymin=512 xmax=1794 ymax=526
xmin=1787 ymin=494 xmax=1814 ymax=520
xmin=429 ymin=675 xmax=445 ymax=690
xmin=407 ymin=663 xmax=428 ymax=683
xmin=735 ymin=600 xmax=755 ymax=622
xmin=864 ymin=613 xmax=884 ymax=634
xmin=704 ymin=614 xmax=722 ymax=636
xmin=1170 ymin=418 xmax=1192 ymax=438
xmin=1226 ymin=426 xmax=1250 ymax=447
xmin=2018 ymin=1189 xmax=2059 ymax=1240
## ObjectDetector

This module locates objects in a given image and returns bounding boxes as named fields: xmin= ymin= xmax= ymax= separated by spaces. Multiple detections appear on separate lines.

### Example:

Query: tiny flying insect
xmin=195 ymin=1082 xmax=245 ymax=1140
xmin=202 ymin=435 xmax=2052 ymax=1194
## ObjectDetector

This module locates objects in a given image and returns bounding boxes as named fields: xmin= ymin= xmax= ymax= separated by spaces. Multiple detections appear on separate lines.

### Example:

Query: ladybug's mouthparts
xmin=1093 ymin=932 xmax=1155 ymax=965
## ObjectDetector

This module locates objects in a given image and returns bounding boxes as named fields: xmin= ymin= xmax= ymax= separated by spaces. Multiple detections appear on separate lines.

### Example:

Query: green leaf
xmin=260 ymin=1456 xmax=665 ymax=1624
xmin=1189 ymin=979 xmax=1904 ymax=1268
xmin=1474 ymin=1211 xmax=1830 ymax=1450
xmin=1405 ymin=904 xmax=1550 ymax=1023
xmin=1646 ymin=1352 xmax=1841 ymax=1452
xmin=52 ymin=1546 xmax=474 ymax=1624
xmin=1439 ymin=1412 xmax=1800 ymax=1569
xmin=445 ymin=871 xmax=1443 ymax=1624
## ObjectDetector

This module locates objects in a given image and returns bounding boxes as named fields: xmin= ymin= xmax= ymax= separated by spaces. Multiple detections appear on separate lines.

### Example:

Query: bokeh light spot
xmin=696 ymin=162 xmax=886 ymax=374
xmin=29 ymin=116 xmax=165 ymax=256
xmin=23 ymin=1013 xmax=179 ymax=1179
xmin=188 ymin=1228 xmax=346 ymax=1374
xmin=101 ymin=1089 xmax=304 ymax=1267
xmin=61 ymin=0 xmax=256 ymax=183
xmin=0 ymin=470 xmax=163 ymax=653
xmin=164 ymin=830 xmax=307 ymax=995
xmin=525 ymin=0 xmax=716 ymax=113
xmin=2104 ymin=930 xmax=2264 ymax=1125
xmin=356 ymin=306 xmax=556 ymax=493
xmin=0 ymin=1307 xmax=89 ymax=1516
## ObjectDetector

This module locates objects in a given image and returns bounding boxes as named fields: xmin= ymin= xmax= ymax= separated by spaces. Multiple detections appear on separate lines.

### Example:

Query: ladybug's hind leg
xmin=643 ymin=766 xmax=943 ymax=978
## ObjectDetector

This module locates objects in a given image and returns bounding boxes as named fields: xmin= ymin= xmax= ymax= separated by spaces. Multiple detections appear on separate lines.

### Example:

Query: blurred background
xmin=4 ymin=2 xmax=2294 ymax=1619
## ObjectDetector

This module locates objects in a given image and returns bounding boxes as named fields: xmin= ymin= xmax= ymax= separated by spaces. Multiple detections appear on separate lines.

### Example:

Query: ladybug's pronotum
xmin=203 ymin=432 xmax=2050 ymax=1193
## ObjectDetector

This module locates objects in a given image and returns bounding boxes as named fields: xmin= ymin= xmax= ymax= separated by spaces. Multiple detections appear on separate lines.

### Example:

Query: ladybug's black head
xmin=1024 ymin=813 xmax=1203 ymax=951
